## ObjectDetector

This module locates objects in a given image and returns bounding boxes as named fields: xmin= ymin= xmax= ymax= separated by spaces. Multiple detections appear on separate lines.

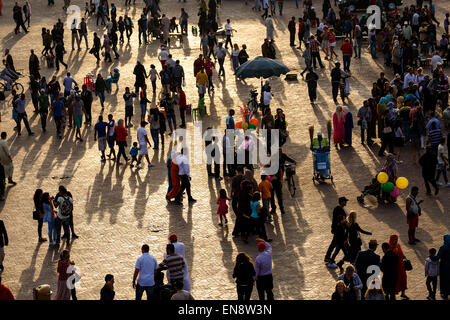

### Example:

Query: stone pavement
xmin=0 ymin=0 xmax=449 ymax=300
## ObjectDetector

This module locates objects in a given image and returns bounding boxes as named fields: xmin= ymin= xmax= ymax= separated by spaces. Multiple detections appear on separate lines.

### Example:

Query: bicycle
xmin=284 ymin=163 xmax=296 ymax=197
xmin=247 ymin=89 xmax=259 ymax=114
xmin=0 ymin=70 xmax=24 ymax=95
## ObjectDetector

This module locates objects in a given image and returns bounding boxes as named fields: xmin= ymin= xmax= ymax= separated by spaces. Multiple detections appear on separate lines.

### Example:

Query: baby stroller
xmin=310 ymin=132 xmax=333 ymax=184
xmin=357 ymin=177 xmax=381 ymax=206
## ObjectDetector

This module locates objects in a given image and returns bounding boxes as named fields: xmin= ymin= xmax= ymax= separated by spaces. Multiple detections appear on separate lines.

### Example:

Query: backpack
xmin=59 ymin=196 xmax=73 ymax=217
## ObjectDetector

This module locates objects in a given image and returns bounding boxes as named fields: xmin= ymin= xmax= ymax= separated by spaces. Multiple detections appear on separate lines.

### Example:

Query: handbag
xmin=383 ymin=126 xmax=392 ymax=134
xmin=33 ymin=210 xmax=39 ymax=221
xmin=403 ymin=259 xmax=413 ymax=271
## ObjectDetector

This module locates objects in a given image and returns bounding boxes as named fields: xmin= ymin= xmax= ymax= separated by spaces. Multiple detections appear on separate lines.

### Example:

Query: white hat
xmin=404 ymin=21 xmax=408 ymax=25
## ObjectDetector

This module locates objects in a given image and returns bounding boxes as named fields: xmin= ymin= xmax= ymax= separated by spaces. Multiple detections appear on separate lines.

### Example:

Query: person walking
xmin=305 ymin=67 xmax=318 ymax=105
xmin=381 ymin=242 xmax=398 ymax=301
xmin=174 ymin=149 xmax=196 ymax=205
xmin=159 ymin=244 xmax=185 ymax=285
xmin=254 ymin=239 xmax=273 ymax=300
xmin=115 ymin=119 xmax=129 ymax=165
xmin=135 ymin=121 xmax=154 ymax=169
xmin=132 ymin=244 xmax=158 ymax=300
xmin=419 ymin=146 xmax=439 ymax=195
xmin=215 ymin=42 xmax=227 ymax=77
xmin=37 ymin=90 xmax=50 ymax=132
xmin=94 ymin=115 xmax=108 ymax=162
xmin=330 ymin=63 xmax=342 ymax=104
xmin=79 ymin=18 xmax=89 ymax=49
xmin=300 ymin=43 xmax=312 ymax=77
xmin=95 ymin=74 xmax=106 ymax=110
xmin=325 ymin=197 xmax=348 ymax=264
xmin=436 ymin=137 xmax=450 ymax=187
xmin=91 ymin=32 xmax=101 ymax=64
xmin=357 ymin=101 xmax=373 ymax=145
xmin=430 ymin=234 xmax=450 ymax=300
xmin=80 ymin=84 xmax=93 ymax=126
xmin=106 ymin=114 xmax=116 ymax=160
xmin=55 ymin=40 xmax=67 ymax=71
xmin=70 ymin=19 xmax=80 ymax=51
xmin=340 ymin=38 xmax=353 ymax=73
xmin=232 ymin=253 xmax=256 ymax=301
xmin=73 ymin=95 xmax=84 ymax=142
xmin=425 ymin=248 xmax=439 ymax=300
xmin=264 ymin=15 xmax=274 ymax=41
xmin=14 ymin=94 xmax=34 ymax=136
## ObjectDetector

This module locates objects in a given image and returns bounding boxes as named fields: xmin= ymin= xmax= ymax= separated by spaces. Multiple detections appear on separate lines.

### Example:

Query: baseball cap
xmin=257 ymin=242 xmax=266 ymax=250
xmin=339 ymin=196 xmax=349 ymax=202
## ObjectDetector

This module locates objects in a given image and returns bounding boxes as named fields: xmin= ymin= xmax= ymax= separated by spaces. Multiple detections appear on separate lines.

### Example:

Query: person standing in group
xmin=70 ymin=19 xmax=80 ymax=51
xmin=388 ymin=234 xmax=409 ymax=299
xmin=309 ymin=35 xmax=324 ymax=69
xmin=159 ymin=244 xmax=185 ymax=286
xmin=231 ymin=44 xmax=240 ymax=72
xmin=78 ymin=18 xmax=88 ymax=49
xmin=139 ymin=84 xmax=150 ymax=122
xmin=336 ymin=265 xmax=363 ymax=300
xmin=174 ymin=149 xmax=196 ymax=205
xmin=332 ymin=105 xmax=345 ymax=149
xmin=232 ymin=253 xmax=255 ymax=301
xmin=38 ymin=89 xmax=50 ymax=132
xmin=133 ymin=244 xmax=158 ymax=300
xmin=177 ymin=87 xmax=187 ymax=129
xmin=343 ymin=106 xmax=353 ymax=147
xmin=54 ymin=250 xmax=76 ymax=300
xmin=0 ymin=132 xmax=16 ymax=186
xmin=94 ymin=115 xmax=109 ymax=162
xmin=135 ymin=121 xmax=154 ymax=169
xmin=425 ymin=248 xmax=439 ymax=300
xmin=123 ymin=87 xmax=135 ymax=128
xmin=0 ymin=219 xmax=8 ymax=272
xmin=254 ymin=239 xmax=273 ymax=300
xmin=42 ymin=192 xmax=56 ymax=245
xmin=53 ymin=186 xmax=74 ymax=244
xmin=148 ymin=108 xmax=160 ymax=150
xmin=171 ymin=281 xmax=194 ymax=300
xmin=288 ymin=16 xmax=296 ymax=47
xmin=100 ymin=274 xmax=115 ymax=300
xmin=33 ymin=189 xmax=47 ymax=243
xmin=405 ymin=186 xmax=423 ymax=245
xmin=381 ymin=242 xmax=398 ymax=301
xmin=81 ymin=84 xmax=93 ymax=126
xmin=167 ymin=234 xmax=190 ymax=291
xmin=354 ymin=239 xmax=379 ymax=298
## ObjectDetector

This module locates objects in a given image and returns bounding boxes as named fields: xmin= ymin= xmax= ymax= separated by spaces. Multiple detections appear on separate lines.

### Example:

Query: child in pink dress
xmin=217 ymin=189 xmax=230 ymax=226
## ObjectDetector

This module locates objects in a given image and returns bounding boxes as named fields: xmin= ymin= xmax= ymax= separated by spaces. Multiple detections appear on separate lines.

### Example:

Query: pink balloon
xmin=390 ymin=186 xmax=401 ymax=198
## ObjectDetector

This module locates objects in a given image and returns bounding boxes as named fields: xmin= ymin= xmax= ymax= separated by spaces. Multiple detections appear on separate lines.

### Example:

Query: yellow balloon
xmin=396 ymin=177 xmax=409 ymax=190
xmin=377 ymin=172 xmax=389 ymax=184
xmin=242 ymin=122 xmax=249 ymax=130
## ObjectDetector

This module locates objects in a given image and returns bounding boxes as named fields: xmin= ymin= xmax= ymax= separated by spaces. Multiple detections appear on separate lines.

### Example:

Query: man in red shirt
xmin=177 ymin=87 xmax=187 ymax=129
xmin=340 ymin=38 xmax=353 ymax=73
xmin=193 ymin=54 xmax=205 ymax=77
xmin=0 ymin=277 xmax=15 ymax=300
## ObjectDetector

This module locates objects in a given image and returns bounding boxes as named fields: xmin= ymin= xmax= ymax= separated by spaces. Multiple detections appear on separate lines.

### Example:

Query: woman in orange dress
xmin=166 ymin=152 xmax=180 ymax=201
xmin=389 ymin=234 xmax=409 ymax=299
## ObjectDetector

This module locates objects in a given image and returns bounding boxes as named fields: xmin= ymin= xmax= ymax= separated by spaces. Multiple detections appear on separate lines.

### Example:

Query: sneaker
xmin=327 ymin=263 xmax=338 ymax=269
xmin=436 ymin=181 xmax=443 ymax=187
xmin=188 ymin=198 xmax=197 ymax=203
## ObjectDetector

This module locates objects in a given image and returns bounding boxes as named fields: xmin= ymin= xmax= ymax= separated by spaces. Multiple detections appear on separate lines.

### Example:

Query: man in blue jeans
xmin=133 ymin=244 xmax=158 ymax=300
xmin=215 ymin=42 xmax=227 ymax=77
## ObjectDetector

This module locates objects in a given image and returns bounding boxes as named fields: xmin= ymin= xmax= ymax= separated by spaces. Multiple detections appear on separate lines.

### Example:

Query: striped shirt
xmin=428 ymin=129 xmax=442 ymax=146
xmin=159 ymin=254 xmax=185 ymax=281
xmin=309 ymin=39 xmax=320 ymax=53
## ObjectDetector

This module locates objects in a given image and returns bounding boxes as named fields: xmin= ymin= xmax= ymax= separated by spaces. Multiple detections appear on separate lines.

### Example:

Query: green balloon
xmin=248 ymin=123 xmax=257 ymax=129
xmin=382 ymin=182 xmax=394 ymax=193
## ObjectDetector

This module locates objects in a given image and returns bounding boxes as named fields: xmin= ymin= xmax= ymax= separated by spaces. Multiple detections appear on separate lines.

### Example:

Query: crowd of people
xmin=0 ymin=0 xmax=449 ymax=301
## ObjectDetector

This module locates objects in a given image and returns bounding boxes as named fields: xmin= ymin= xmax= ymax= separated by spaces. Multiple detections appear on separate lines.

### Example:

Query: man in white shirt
xmin=436 ymin=137 xmax=450 ymax=187
xmin=70 ymin=19 xmax=80 ymax=51
xmin=158 ymin=46 xmax=169 ymax=67
xmin=174 ymin=149 xmax=196 ymax=205
xmin=403 ymin=67 xmax=417 ymax=89
xmin=0 ymin=132 xmax=15 ymax=185
xmin=136 ymin=121 xmax=154 ymax=169
xmin=263 ymin=88 xmax=273 ymax=112
xmin=431 ymin=53 xmax=443 ymax=72
xmin=224 ymin=19 xmax=235 ymax=49
xmin=133 ymin=244 xmax=158 ymax=300
xmin=166 ymin=234 xmax=191 ymax=291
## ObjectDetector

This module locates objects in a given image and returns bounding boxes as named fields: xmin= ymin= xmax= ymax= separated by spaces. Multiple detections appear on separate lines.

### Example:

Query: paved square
xmin=0 ymin=0 xmax=449 ymax=300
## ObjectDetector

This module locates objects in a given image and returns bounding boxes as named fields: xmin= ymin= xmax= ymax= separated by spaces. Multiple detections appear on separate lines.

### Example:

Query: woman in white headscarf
xmin=265 ymin=15 xmax=274 ymax=41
